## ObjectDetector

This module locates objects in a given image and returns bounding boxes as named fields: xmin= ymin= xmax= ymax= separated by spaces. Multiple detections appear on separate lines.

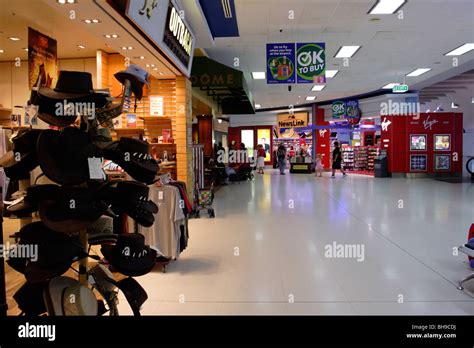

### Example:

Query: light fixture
xmin=153 ymin=68 xmax=158 ymax=71
xmin=406 ymin=68 xmax=431 ymax=77
xmin=368 ymin=0 xmax=407 ymax=14
xmin=83 ymin=19 xmax=100 ymax=24
xmin=445 ymin=43 xmax=474 ymax=56
xmin=67 ymin=0 xmax=76 ymax=3
xmin=472 ymin=97 xmax=474 ymax=104
xmin=218 ymin=119 xmax=223 ymax=124
xmin=58 ymin=0 xmax=66 ymax=3
xmin=128 ymin=46 xmax=133 ymax=50
xmin=104 ymin=35 xmax=111 ymax=38
xmin=23 ymin=48 xmax=28 ymax=52
xmin=9 ymin=37 xmax=20 ymax=41
xmin=92 ymin=19 xmax=100 ymax=23
xmin=306 ymin=96 xmax=316 ymax=101
xmin=139 ymin=56 xmax=145 ymax=60
xmin=84 ymin=19 xmax=92 ymax=24
xmin=221 ymin=0 xmax=233 ymax=18
xmin=112 ymin=34 xmax=118 ymax=38
xmin=77 ymin=45 xmax=85 ymax=49
xmin=382 ymin=83 xmax=400 ymax=89
xmin=146 ymin=64 xmax=150 ymax=67
xmin=159 ymin=72 xmax=164 ymax=75
xmin=0 ymin=49 xmax=4 ymax=53
xmin=326 ymin=70 xmax=339 ymax=78
xmin=311 ymin=85 xmax=325 ymax=92
xmin=451 ymin=102 xmax=459 ymax=109
xmin=252 ymin=72 xmax=266 ymax=80
xmin=335 ymin=46 xmax=361 ymax=58
xmin=121 ymin=47 xmax=132 ymax=50
xmin=150 ymin=64 xmax=155 ymax=67
xmin=255 ymin=104 xmax=261 ymax=109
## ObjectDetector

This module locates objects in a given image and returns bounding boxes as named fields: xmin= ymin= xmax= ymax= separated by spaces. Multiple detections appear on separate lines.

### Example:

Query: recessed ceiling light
xmin=326 ymin=70 xmax=339 ymax=78
xmin=9 ymin=37 xmax=20 ymax=41
xmin=406 ymin=68 xmax=431 ymax=77
xmin=255 ymin=104 xmax=261 ymax=109
xmin=92 ymin=19 xmax=100 ymax=23
xmin=335 ymin=46 xmax=361 ymax=58
xmin=150 ymin=64 xmax=155 ymax=67
xmin=84 ymin=19 xmax=92 ymax=24
xmin=0 ymin=49 xmax=4 ymax=53
xmin=23 ymin=48 xmax=28 ymax=52
xmin=77 ymin=45 xmax=85 ymax=49
xmin=368 ymin=0 xmax=407 ymax=14
xmin=58 ymin=0 xmax=66 ymax=3
xmin=139 ymin=56 xmax=145 ymax=59
xmin=104 ymin=35 xmax=111 ymax=38
xmin=153 ymin=68 xmax=158 ymax=71
xmin=146 ymin=64 xmax=150 ymax=67
xmin=112 ymin=34 xmax=118 ymax=38
xmin=306 ymin=96 xmax=316 ymax=101
xmin=445 ymin=43 xmax=474 ymax=56
xmin=252 ymin=72 xmax=266 ymax=80
xmin=83 ymin=19 xmax=100 ymax=24
xmin=311 ymin=85 xmax=325 ymax=92
xmin=382 ymin=83 xmax=400 ymax=89
xmin=67 ymin=0 xmax=76 ymax=3
xmin=128 ymin=46 xmax=133 ymax=50
xmin=121 ymin=47 xmax=128 ymax=50
xmin=159 ymin=72 xmax=164 ymax=75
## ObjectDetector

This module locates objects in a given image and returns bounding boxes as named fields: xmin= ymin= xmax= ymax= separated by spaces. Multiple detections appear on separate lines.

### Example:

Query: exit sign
xmin=393 ymin=84 xmax=409 ymax=93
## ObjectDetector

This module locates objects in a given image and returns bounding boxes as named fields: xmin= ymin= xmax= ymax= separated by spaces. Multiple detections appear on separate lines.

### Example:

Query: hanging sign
xmin=345 ymin=100 xmax=360 ymax=119
xmin=296 ymin=42 xmax=326 ymax=84
xmin=277 ymin=112 xmax=308 ymax=128
xmin=332 ymin=101 xmax=345 ymax=119
xmin=266 ymin=43 xmax=296 ymax=84
xmin=28 ymin=27 xmax=58 ymax=89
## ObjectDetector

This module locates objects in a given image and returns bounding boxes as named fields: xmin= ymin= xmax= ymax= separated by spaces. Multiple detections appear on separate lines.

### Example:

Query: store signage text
xmin=381 ymin=117 xmax=392 ymax=131
xmin=392 ymin=84 xmax=409 ymax=93
xmin=319 ymin=129 xmax=327 ymax=137
xmin=277 ymin=112 xmax=308 ymax=128
xmin=332 ymin=101 xmax=345 ymax=119
xmin=296 ymin=43 xmax=326 ymax=84
xmin=423 ymin=116 xmax=439 ymax=130
xmin=167 ymin=5 xmax=193 ymax=56
xmin=191 ymin=73 xmax=234 ymax=87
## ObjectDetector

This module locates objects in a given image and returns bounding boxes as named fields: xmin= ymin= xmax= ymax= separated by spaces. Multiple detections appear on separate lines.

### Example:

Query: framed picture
xmin=434 ymin=134 xmax=451 ymax=151
xmin=410 ymin=154 xmax=427 ymax=172
xmin=410 ymin=134 xmax=427 ymax=151
xmin=434 ymin=154 xmax=450 ymax=171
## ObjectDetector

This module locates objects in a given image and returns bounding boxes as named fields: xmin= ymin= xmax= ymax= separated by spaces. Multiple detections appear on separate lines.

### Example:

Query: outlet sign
xmin=393 ymin=84 xmax=409 ymax=93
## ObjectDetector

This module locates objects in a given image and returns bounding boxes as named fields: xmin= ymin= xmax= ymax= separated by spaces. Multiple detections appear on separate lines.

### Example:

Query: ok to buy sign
xmin=296 ymin=43 xmax=326 ymax=84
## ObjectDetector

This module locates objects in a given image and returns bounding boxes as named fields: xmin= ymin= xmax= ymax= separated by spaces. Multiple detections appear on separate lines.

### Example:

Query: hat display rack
xmin=0 ymin=65 xmax=160 ymax=316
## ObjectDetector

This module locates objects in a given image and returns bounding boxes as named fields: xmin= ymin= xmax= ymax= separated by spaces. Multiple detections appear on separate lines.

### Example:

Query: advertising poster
xmin=346 ymin=100 xmax=359 ymax=118
xmin=434 ymin=134 xmax=451 ymax=151
xmin=257 ymin=129 xmax=271 ymax=161
xmin=28 ymin=27 xmax=58 ymax=89
xmin=126 ymin=114 xmax=137 ymax=128
xmin=296 ymin=42 xmax=326 ymax=84
xmin=332 ymin=101 xmax=345 ymax=119
xmin=266 ymin=43 xmax=296 ymax=84
xmin=149 ymin=96 xmax=164 ymax=116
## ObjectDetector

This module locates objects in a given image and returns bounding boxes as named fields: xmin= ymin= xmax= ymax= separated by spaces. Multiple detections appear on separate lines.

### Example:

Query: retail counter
xmin=289 ymin=157 xmax=314 ymax=174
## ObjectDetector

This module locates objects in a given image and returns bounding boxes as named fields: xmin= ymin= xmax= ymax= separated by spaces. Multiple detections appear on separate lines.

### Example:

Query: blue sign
xmin=345 ymin=100 xmax=359 ymax=118
xmin=266 ymin=43 xmax=296 ymax=84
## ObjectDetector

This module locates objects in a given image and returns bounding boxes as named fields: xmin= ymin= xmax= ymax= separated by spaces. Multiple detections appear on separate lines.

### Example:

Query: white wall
xmin=0 ymin=58 xmax=96 ymax=110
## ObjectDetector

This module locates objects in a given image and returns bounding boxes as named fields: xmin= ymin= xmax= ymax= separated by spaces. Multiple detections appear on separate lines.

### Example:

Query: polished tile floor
xmin=117 ymin=171 xmax=474 ymax=315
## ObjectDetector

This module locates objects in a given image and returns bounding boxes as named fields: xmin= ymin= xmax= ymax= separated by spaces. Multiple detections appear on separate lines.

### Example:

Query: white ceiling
xmin=188 ymin=0 xmax=474 ymax=109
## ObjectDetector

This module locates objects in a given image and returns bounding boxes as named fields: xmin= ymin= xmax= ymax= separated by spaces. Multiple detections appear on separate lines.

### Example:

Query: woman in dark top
xmin=331 ymin=141 xmax=347 ymax=178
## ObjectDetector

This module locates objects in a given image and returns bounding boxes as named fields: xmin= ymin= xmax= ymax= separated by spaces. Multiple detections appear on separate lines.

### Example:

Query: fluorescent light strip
xmin=445 ymin=43 xmax=474 ymax=56
xmin=368 ymin=0 xmax=407 ymax=14
xmin=382 ymin=83 xmax=400 ymax=89
xmin=311 ymin=85 xmax=325 ymax=92
xmin=306 ymin=96 xmax=316 ymax=101
xmin=326 ymin=70 xmax=339 ymax=78
xmin=255 ymin=104 xmax=261 ymax=109
xmin=335 ymin=46 xmax=361 ymax=58
xmin=406 ymin=68 xmax=431 ymax=77
xmin=252 ymin=72 xmax=265 ymax=80
xmin=221 ymin=0 xmax=232 ymax=18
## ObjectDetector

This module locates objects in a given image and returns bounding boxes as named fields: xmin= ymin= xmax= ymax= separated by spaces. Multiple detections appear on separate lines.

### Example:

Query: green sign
xmin=296 ymin=43 xmax=326 ymax=84
xmin=393 ymin=84 xmax=409 ymax=93
xmin=332 ymin=101 xmax=345 ymax=119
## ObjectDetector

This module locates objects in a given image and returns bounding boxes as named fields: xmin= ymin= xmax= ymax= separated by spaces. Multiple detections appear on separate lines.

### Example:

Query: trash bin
xmin=374 ymin=157 xmax=388 ymax=177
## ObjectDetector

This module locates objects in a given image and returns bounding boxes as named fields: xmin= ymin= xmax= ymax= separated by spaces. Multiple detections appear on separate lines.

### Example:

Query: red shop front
xmin=380 ymin=113 xmax=463 ymax=175
xmin=228 ymin=126 xmax=274 ymax=165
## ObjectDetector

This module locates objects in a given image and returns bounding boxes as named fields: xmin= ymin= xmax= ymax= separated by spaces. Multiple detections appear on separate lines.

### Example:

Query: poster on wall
xmin=434 ymin=154 xmax=450 ymax=170
xmin=126 ymin=114 xmax=137 ymax=128
xmin=434 ymin=134 xmax=451 ymax=151
xmin=410 ymin=155 xmax=427 ymax=172
xmin=266 ymin=43 xmax=296 ymax=84
xmin=257 ymin=129 xmax=271 ymax=162
xmin=296 ymin=42 xmax=326 ymax=84
xmin=410 ymin=134 xmax=427 ymax=151
xmin=28 ymin=27 xmax=58 ymax=90
xmin=149 ymin=96 xmax=164 ymax=116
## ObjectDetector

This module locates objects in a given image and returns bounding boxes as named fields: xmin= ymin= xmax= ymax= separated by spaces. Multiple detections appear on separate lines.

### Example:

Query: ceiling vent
xmin=221 ymin=0 xmax=233 ymax=18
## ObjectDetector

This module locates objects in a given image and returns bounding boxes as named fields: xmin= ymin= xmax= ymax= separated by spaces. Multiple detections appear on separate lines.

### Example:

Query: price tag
xmin=88 ymin=157 xmax=105 ymax=180
xmin=158 ymin=191 xmax=164 ymax=200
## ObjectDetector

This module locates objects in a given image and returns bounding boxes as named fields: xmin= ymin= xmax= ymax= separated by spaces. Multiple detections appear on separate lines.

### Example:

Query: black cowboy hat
xmin=101 ymin=233 xmax=157 ymax=277
xmin=102 ymin=137 xmax=159 ymax=184
xmin=114 ymin=64 xmax=149 ymax=100
xmin=13 ymin=281 xmax=48 ymax=316
xmin=115 ymin=277 xmax=148 ymax=316
xmin=36 ymin=127 xmax=103 ymax=185
xmin=37 ymin=71 xmax=113 ymax=127
xmin=44 ymin=276 xmax=98 ymax=316
xmin=7 ymin=222 xmax=88 ymax=283
xmin=7 ymin=184 xmax=60 ymax=215
xmin=0 ymin=129 xmax=43 ymax=180
xmin=39 ymin=186 xmax=109 ymax=234
xmin=101 ymin=181 xmax=157 ymax=227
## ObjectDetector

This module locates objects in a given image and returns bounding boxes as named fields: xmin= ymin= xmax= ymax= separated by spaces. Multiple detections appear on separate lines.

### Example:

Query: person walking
xmin=277 ymin=144 xmax=287 ymax=175
xmin=256 ymin=144 xmax=266 ymax=174
xmin=315 ymin=154 xmax=324 ymax=177
xmin=331 ymin=141 xmax=347 ymax=178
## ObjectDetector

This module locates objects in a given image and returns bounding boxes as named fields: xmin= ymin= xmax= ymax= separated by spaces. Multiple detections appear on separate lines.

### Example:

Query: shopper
xmin=331 ymin=141 xmax=347 ymax=178
xmin=257 ymin=144 xmax=265 ymax=174
xmin=277 ymin=144 xmax=287 ymax=175
xmin=315 ymin=154 xmax=323 ymax=177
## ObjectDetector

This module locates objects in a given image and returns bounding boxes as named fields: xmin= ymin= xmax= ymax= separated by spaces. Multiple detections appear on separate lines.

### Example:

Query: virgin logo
xmin=319 ymin=129 xmax=327 ymax=137
xmin=423 ymin=116 xmax=438 ymax=130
